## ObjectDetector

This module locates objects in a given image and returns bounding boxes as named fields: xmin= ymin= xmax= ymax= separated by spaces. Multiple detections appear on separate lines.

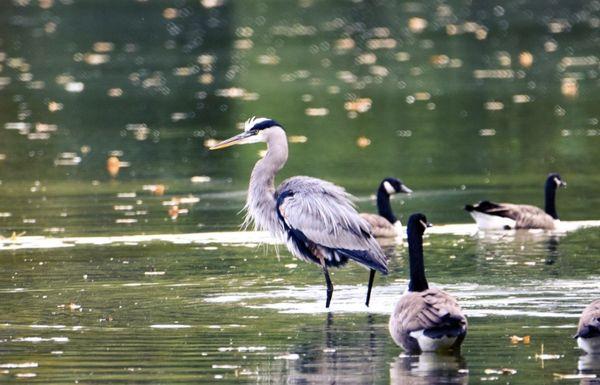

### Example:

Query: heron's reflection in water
xmin=390 ymin=352 xmax=468 ymax=385
xmin=282 ymin=313 xmax=385 ymax=385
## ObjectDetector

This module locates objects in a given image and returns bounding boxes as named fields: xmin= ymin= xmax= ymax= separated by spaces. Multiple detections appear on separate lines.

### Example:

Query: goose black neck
xmin=377 ymin=185 xmax=396 ymax=224
xmin=544 ymin=179 xmax=558 ymax=219
xmin=407 ymin=226 xmax=429 ymax=292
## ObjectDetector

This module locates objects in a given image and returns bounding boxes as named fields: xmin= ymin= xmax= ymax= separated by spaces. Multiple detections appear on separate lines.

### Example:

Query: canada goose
xmin=389 ymin=213 xmax=467 ymax=353
xmin=574 ymin=299 xmax=600 ymax=354
xmin=464 ymin=173 xmax=567 ymax=230
xmin=360 ymin=177 xmax=412 ymax=238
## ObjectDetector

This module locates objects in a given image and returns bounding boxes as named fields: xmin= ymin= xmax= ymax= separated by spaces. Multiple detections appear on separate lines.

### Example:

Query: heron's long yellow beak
xmin=209 ymin=131 xmax=255 ymax=150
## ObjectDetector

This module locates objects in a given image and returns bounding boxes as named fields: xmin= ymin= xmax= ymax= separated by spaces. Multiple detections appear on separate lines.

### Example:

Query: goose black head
xmin=546 ymin=173 xmax=567 ymax=189
xmin=210 ymin=117 xmax=284 ymax=150
xmin=380 ymin=177 xmax=413 ymax=195
xmin=407 ymin=213 xmax=432 ymax=236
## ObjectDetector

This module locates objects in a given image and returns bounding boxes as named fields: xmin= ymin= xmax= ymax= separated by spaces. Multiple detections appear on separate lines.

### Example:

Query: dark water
xmin=1 ymin=0 xmax=600 ymax=384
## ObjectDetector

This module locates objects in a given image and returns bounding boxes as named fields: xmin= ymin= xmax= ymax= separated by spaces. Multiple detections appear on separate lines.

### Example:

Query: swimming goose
xmin=360 ymin=177 xmax=412 ymax=238
xmin=389 ymin=213 xmax=467 ymax=353
xmin=464 ymin=173 xmax=567 ymax=230
xmin=575 ymin=299 xmax=600 ymax=354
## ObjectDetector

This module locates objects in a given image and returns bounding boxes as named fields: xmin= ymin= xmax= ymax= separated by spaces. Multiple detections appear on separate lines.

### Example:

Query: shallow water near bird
xmin=2 ymin=0 xmax=600 ymax=384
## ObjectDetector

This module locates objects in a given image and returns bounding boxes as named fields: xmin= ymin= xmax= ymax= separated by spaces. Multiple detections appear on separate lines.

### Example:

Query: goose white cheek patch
xmin=383 ymin=181 xmax=395 ymax=194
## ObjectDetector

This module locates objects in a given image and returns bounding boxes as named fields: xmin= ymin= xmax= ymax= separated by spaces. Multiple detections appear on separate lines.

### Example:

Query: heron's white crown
xmin=244 ymin=116 xmax=271 ymax=132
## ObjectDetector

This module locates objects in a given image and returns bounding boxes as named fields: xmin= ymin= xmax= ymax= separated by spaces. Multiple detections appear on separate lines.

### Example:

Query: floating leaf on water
xmin=93 ymin=42 xmax=114 ymax=53
xmin=473 ymin=70 xmax=514 ymax=79
xmin=107 ymin=156 xmax=121 ymax=177
xmin=561 ymin=78 xmax=578 ymax=97
xmin=484 ymin=368 xmax=517 ymax=375
xmin=509 ymin=335 xmax=529 ymax=344
xmin=257 ymin=54 xmax=280 ymax=65
xmin=344 ymin=98 xmax=372 ymax=113
xmin=288 ymin=135 xmax=307 ymax=143
xmin=305 ymin=107 xmax=328 ymax=116
xmin=484 ymin=101 xmax=504 ymax=111
xmin=64 ymin=81 xmax=84 ymax=92
xmin=513 ymin=94 xmax=531 ymax=103
xmin=234 ymin=39 xmax=253 ymax=50
xmin=356 ymin=136 xmax=371 ymax=148
xmin=335 ymin=38 xmax=355 ymax=50
xmin=107 ymin=88 xmax=123 ymax=97
xmin=479 ymin=129 xmax=496 ymax=137
xmin=190 ymin=176 xmax=211 ymax=183
xmin=84 ymin=53 xmax=110 ymax=65
xmin=519 ymin=51 xmax=534 ymax=68
xmin=143 ymin=184 xmax=166 ymax=196
xmin=408 ymin=17 xmax=428 ymax=33
xmin=366 ymin=38 xmax=396 ymax=50
xmin=168 ymin=206 xmax=179 ymax=219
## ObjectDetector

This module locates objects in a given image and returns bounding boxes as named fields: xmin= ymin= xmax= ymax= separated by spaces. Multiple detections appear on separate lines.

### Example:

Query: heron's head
xmin=406 ymin=213 xmax=432 ymax=236
xmin=546 ymin=173 xmax=567 ymax=189
xmin=380 ymin=177 xmax=412 ymax=195
xmin=210 ymin=117 xmax=284 ymax=150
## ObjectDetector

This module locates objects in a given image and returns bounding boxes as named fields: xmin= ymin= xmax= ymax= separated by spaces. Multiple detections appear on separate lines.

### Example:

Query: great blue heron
xmin=210 ymin=117 xmax=388 ymax=308
xmin=464 ymin=173 xmax=567 ymax=230
xmin=389 ymin=213 xmax=467 ymax=353
xmin=360 ymin=177 xmax=412 ymax=239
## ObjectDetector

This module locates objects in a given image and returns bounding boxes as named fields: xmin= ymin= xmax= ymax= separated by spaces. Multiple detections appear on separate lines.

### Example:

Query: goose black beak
xmin=400 ymin=185 xmax=413 ymax=194
xmin=420 ymin=220 xmax=433 ymax=229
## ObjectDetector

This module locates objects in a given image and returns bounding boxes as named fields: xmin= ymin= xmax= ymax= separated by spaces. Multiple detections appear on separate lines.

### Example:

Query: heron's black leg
xmin=365 ymin=269 xmax=376 ymax=307
xmin=319 ymin=256 xmax=333 ymax=308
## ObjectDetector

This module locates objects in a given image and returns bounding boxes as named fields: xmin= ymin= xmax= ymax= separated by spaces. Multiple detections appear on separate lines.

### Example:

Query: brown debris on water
xmin=107 ymin=156 xmax=120 ymax=177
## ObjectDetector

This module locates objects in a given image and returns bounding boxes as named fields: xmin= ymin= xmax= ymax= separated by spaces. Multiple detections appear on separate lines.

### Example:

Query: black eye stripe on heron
xmin=250 ymin=119 xmax=281 ymax=131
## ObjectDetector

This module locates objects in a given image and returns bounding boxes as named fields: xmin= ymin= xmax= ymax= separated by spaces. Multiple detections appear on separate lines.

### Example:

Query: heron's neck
xmin=544 ymin=181 xmax=558 ymax=219
xmin=407 ymin=227 xmax=428 ymax=292
xmin=376 ymin=186 xmax=396 ymax=224
xmin=247 ymin=135 xmax=288 ymax=232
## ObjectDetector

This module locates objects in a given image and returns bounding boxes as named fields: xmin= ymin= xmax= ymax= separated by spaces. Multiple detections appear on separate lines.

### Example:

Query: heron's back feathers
xmin=276 ymin=176 xmax=388 ymax=273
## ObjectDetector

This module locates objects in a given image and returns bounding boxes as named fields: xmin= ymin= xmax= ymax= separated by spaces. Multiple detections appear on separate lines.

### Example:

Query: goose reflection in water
xmin=390 ymin=353 xmax=468 ymax=385
xmin=577 ymin=354 xmax=600 ymax=385
xmin=472 ymin=230 xmax=564 ymax=273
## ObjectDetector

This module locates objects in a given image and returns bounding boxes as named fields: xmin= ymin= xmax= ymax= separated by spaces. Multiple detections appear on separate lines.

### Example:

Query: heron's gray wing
xmin=276 ymin=176 xmax=388 ymax=273
xmin=576 ymin=299 xmax=600 ymax=338
xmin=360 ymin=213 xmax=397 ymax=238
